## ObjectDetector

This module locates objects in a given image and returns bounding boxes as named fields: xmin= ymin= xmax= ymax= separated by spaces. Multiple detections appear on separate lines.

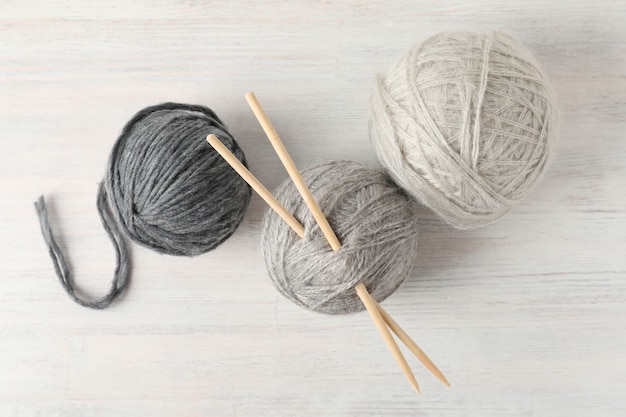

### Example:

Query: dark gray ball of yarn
xmin=261 ymin=160 xmax=418 ymax=315
xmin=105 ymin=103 xmax=251 ymax=255
xmin=35 ymin=103 xmax=251 ymax=309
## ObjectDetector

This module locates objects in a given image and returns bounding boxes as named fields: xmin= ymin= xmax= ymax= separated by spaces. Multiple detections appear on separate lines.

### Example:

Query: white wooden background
xmin=1 ymin=1 xmax=625 ymax=416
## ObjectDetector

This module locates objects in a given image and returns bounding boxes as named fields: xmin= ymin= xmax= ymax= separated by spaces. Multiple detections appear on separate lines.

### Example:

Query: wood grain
xmin=1 ymin=1 xmax=625 ymax=416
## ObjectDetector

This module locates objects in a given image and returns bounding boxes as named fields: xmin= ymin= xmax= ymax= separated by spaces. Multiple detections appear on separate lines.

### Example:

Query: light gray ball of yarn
xmin=370 ymin=31 xmax=559 ymax=229
xmin=261 ymin=160 xmax=418 ymax=315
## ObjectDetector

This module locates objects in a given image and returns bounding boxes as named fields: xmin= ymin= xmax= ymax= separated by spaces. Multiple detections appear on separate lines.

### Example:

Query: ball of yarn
xmin=35 ymin=102 xmax=251 ymax=308
xmin=105 ymin=102 xmax=251 ymax=255
xmin=370 ymin=31 xmax=558 ymax=229
xmin=261 ymin=160 xmax=418 ymax=315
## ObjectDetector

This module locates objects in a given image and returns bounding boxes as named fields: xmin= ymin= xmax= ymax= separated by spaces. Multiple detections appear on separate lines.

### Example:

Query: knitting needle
xmin=245 ymin=92 xmax=421 ymax=394
xmin=206 ymin=134 xmax=304 ymax=239
xmin=354 ymin=284 xmax=421 ymax=393
xmin=245 ymin=92 xmax=341 ymax=250
xmin=376 ymin=303 xmax=450 ymax=387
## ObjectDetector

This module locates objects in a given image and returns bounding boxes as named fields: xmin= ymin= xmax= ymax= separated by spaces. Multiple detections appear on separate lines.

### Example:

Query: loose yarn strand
xmin=34 ymin=184 xmax=129 ymax=309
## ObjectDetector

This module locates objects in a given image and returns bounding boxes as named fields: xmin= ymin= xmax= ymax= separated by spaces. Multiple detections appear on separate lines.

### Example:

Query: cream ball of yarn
xmin=261 ymin=160 xmax=418 ymax=315
xmin=370 ymin=31 xmax=558 ymax=229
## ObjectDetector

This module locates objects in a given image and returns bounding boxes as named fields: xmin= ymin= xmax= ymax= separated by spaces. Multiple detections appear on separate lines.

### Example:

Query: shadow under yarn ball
xmin=35 ymin=103 xmax=251 ymax=309
xmin=105 ymin=103 xmax=251 ymax=255
xmin=370 ymin=31 xmax=558 ymax=229
xmin=261 ymin=160 xmax=418 ymax=315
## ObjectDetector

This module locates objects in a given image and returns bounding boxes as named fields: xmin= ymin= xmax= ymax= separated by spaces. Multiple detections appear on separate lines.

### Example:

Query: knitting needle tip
xmin=411 ymin=379 xmax=421 ymax=395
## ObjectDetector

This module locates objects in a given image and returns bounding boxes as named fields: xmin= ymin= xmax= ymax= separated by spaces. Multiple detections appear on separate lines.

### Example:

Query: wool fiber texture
xmin=35 ymin=103 xmax=251 ymax=309
xmin=370 ymin=31 xmax=558 ymax=229
xmin=261 ymin=160 xmax=418 ymax=315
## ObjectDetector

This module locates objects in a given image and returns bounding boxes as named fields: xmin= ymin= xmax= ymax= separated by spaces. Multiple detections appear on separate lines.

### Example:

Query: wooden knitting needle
xmin=206 ymin=134 xmax=304 ymax=239
xmin=245 ymin=92 xmax=341 ymax=250
xmin=354 ymin=284 xmax=421 ymax=393
xmin=245 ymin=92 xmax=423 ymax=394
xmin=376 ymin=302 xmax=450 ymax=387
